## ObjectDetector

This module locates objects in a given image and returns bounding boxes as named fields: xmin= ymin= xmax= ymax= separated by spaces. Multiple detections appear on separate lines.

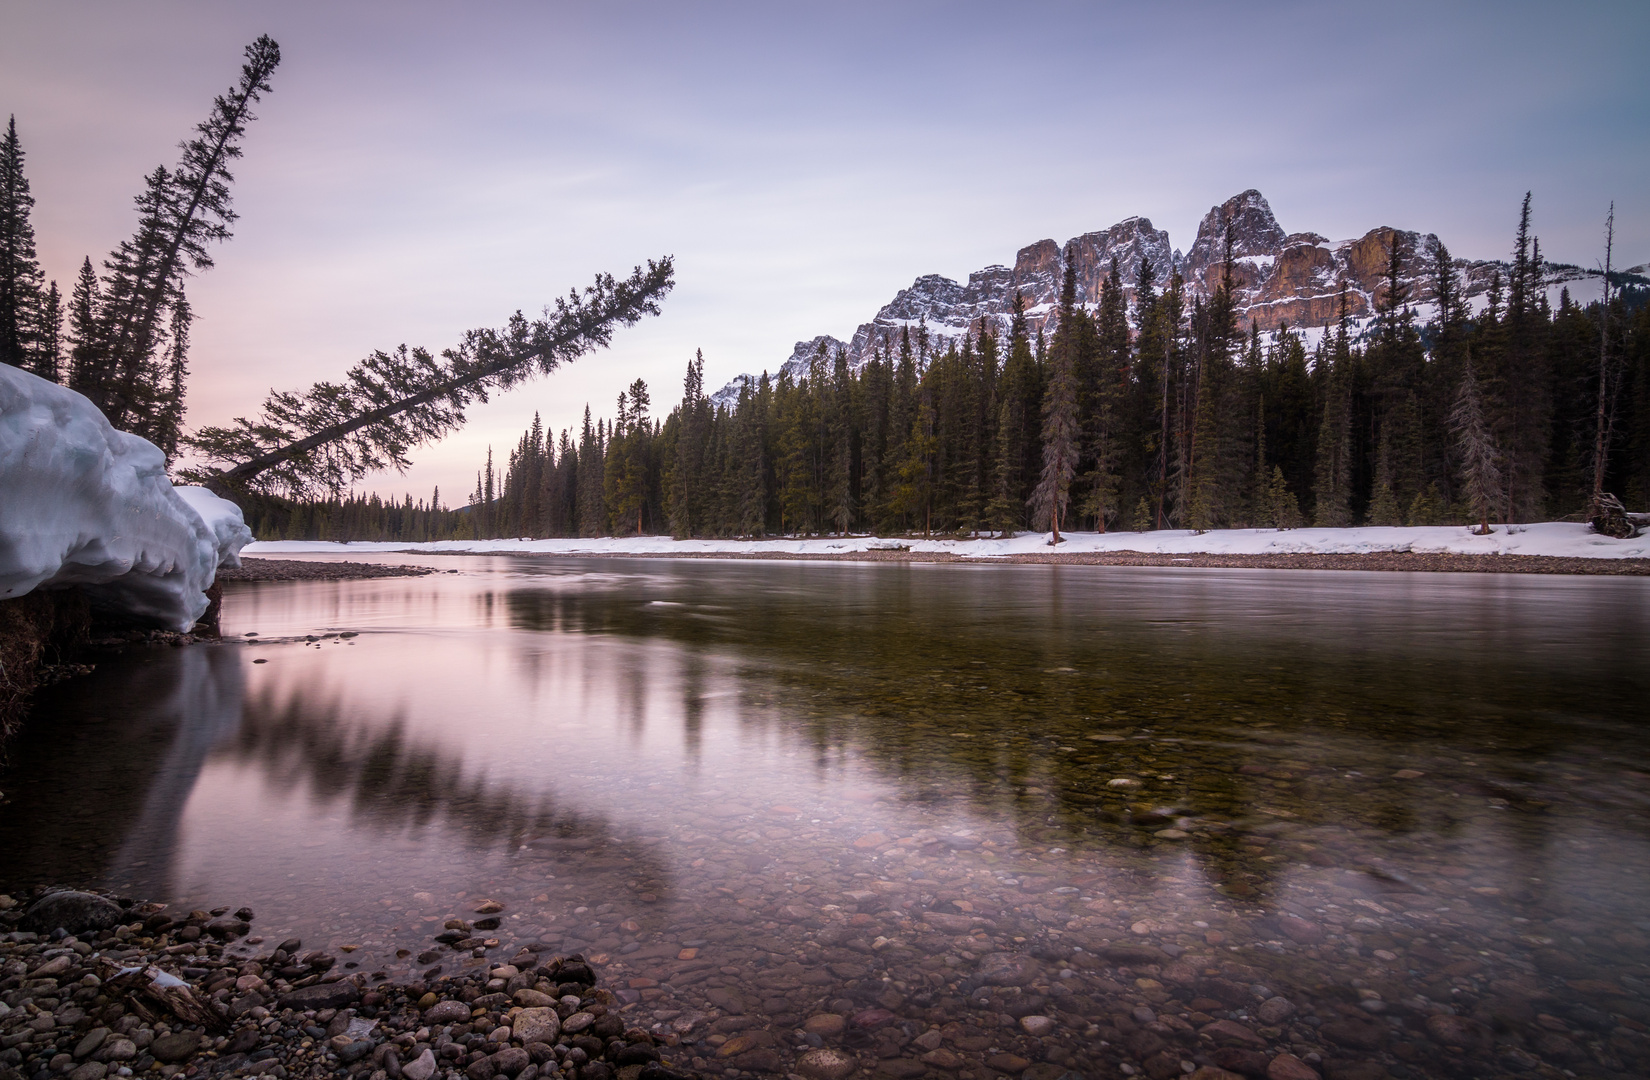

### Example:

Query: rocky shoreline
xmin=0 ymin=890 xmax=693 ymax=1080
xmin=219 ymin=561 xmax=443 ymax=583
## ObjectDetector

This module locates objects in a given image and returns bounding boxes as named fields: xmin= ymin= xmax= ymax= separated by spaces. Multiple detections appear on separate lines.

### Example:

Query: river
xmin=3 ymin=557 xmax=1648 ymax=1079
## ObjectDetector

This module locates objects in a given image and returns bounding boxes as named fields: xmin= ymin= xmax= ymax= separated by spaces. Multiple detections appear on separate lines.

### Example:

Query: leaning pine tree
xmin=76 ymin=35 xmax=281 ymax=444
xmin=1450 ymin=354 xmax=1502 ymax=536
xmin=186 ymin=259 xmax=674 ymax=498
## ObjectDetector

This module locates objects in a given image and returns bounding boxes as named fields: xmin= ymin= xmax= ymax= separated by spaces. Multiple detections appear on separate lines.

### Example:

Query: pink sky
xmin=4 ymin=1 xmax=1646 ymax=504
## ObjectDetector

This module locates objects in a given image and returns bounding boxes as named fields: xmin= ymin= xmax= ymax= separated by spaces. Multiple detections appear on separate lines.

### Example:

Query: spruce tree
xmin=96 ymin=36 xmax=282 ymax=434
xmin=0 ymin=115 xmax=44 ymax=371
xmin=31 ymin=280 xmax=62 ymax=383
xmin=1032 ymin=260 xmax=1080 ymax=541
xmin=1451 ymin=354 xmax=1502 ymax=534
xmin=66 ymin=258 xmax=101 ymax=386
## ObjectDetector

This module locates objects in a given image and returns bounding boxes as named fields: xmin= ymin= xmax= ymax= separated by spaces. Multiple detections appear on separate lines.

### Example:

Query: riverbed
xmin=3 ymin=558 xmax=1648 ymax=1079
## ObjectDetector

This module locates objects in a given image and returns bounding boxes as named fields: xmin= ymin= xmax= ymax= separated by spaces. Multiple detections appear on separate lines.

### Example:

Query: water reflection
xmin=2 ymin=559 xmax=1648 ymax=1079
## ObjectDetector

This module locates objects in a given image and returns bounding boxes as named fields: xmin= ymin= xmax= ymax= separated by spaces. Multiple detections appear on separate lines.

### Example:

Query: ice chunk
xmin=0 ymin=365 xmax=251 ymax=630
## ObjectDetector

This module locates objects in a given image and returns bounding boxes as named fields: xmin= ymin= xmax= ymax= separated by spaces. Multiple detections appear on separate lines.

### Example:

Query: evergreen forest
xmin=249 ymin=210 xmax=1650 ymax=544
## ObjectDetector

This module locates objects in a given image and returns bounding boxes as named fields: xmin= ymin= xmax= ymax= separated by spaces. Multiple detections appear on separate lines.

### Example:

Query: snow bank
xmin=245 ymin=520 xmax=1647 ymax=562
xmin=0 ymin=365 xmax=252 ymax=630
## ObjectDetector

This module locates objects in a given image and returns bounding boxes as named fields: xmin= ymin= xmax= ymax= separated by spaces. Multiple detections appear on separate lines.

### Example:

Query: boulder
xmin=21 ymin=891 xmax=124 ymax=935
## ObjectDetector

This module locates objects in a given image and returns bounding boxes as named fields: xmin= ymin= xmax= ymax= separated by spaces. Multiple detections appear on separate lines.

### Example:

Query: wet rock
xmin=1423 ymin=1013 xmax=1489 ymax=1049
xmin=425 ymin=1000 xmax=472 ymax=1024
xmin=1201 ymin=1020 xmax=1266 ymax=1048
xmin=206 ymin=915 xmax=251 ymax=940
xmin=1019 ymin=1014 xmax=1056 ymax=1036
xmin=797 ymin=1048 xmax=858 ymax=1080
xmin=73 ymin=1029 xmax=109 ymax=1060
xmin=562 ymin=1011 xmax=597 ymax=1034
xmin=805 ymin=1014 xmax=847 ymax=1037
xmin=512 ymin=1007 xmax=560 ymax=1045
xmin=148 ymin=1030 xmax=201 ymax=1063
xmin=489 ymin=1046 xmax=531 ymax=1076
xmin=1213 ymin=1048 xmax=1270 ymax=1076
xmin=1127 ymin=1030 xmax=1167 ymax=1059
xmin=852 ymin=1008 xmax=896 ymax=1030
xmin=1255 ymin=997 xmax=1296 ymax=1025
xmin=1265 ymin=1054 xmax=1320 ymax=1080
xmin=978 ymin=952 xmax=1039 ymax=987
xmin=1319 ymin=1018 xmax=1385 ymax=1051
xmin=402 ymin=1048 xmax=438 ymax=1080
xmin=1189 ymin=1070 xmax=1245 ymax=1080
xmin=985 ymin=1053 xmax=1032 ymax=1074
xmin=20 ymin=891 xmax=124 ymax=935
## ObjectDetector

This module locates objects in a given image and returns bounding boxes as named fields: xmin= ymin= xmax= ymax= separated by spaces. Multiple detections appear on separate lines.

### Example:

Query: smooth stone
xmin=424 ymin=1000 xmax=472 ymax=1024
xmin=511 ymin=1008 xmax=560 ymax=1045
xmin=1266 ymin=1054 xmax=1321 ymax=1080
xmin=514 ymin=989 xmax=555 ymax=1008
xmin=68 ymin=1064 xmax=108 ymax=1080
xmin=148 ymin=1031 xmax=202 ymax=1063
xmin=206 ymin=916 xmax=251 ymax=940
xmin=803 ymin=1014 xmax=846 ymax=1037
xmin=21 ymin=892 xmax=124 ymax=935
xmin=978 ymin=953 xmax=1039 ymax=987
xmin=1255 ymin=997 xmax=1297 ymax=1025
xmin=1018 ymin=1015 xmax=1055 ymax=1037
xmin=74 ymin=1029 xmax=109 ymax=1059
xmin=401 ymin=1048 xmax=438 ymax=1080
xmin=100 ymin=1038 xmax=137 ymax=1061
xmin=560 ymin=1012 xmax=595 ymax=1035
xmin=489 ymin=1047 xmax=530 ymax=1076
xmin=796 ymin=1048 xmax=857 ymax=1080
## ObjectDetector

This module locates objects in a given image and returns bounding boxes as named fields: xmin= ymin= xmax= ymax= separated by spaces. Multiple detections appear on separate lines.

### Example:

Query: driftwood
xmin=1589 ymin=493 xmax=1642 ymax=539
xmin=104 ymin=965 xmax=227 ymax=1032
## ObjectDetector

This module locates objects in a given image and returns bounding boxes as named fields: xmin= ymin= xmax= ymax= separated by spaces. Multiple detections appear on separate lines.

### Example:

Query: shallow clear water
xmin=4 ymin=557 xmax=1649 ymax=1078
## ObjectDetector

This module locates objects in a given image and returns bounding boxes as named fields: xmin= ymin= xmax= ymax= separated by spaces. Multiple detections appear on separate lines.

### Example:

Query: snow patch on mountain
xmin=711 ymin=188 xmax=1645 ymax=404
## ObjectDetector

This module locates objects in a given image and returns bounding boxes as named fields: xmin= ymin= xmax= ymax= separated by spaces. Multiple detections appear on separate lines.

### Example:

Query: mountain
xmin=713 ymin=189 xmax=1628 ymax=405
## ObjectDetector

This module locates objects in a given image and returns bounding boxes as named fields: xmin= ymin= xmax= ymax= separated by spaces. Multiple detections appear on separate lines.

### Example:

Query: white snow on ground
xmin=1 ymin=365 xmax=252 ymax=630
xmin=245 ymin=521 xmax=1648 ymax=562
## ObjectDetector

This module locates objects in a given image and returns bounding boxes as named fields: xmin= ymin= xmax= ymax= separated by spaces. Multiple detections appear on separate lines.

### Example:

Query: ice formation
xmin=0 ymin=365 xmax=252 ymax=631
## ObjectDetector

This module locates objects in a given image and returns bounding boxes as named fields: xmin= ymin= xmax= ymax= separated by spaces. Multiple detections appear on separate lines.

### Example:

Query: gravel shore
xmin=219 ymin=561 xmax=444 ymax=583
xmin=0 ymin=890 xmax=689 ymax=1080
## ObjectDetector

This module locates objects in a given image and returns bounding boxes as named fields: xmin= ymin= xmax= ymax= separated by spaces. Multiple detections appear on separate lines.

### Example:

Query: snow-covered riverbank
xmin=1 ymin=365 xmax=251 ymax=630
xmin=247 ymin=520 xmax=1647 ymax=562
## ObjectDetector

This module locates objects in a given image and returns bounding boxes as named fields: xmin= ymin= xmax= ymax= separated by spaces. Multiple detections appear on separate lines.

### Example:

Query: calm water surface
xmin=3 ymin=558 xmax=1649 ymax=1078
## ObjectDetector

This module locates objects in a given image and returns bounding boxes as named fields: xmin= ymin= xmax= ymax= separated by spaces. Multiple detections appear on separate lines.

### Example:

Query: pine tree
xmin=70 ymin=38 xmax=278 ymax=435
xmin=1451 ymin=354 xmax=1502 ymax=534
xmin=1313 ymin=296 xmax=1354 ymax=526
xmin=0 ymin=115 xmax=44 ymax=371
xmin=190 ymin=259 xmax=672 ymax=497
xmin=152 ymin=289 xmax=191 ymax=459
xmin=31 ymin=280 xmax=62 ymax=383
xmin=1032 ymin=261 xmax=1080 ymax=541
xmin=67 ymin=258 xmax=101 ymax=386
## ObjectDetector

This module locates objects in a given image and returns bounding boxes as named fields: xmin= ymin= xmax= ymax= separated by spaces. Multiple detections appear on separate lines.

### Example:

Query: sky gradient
xmin=4 ymin=1 xmax=1647 ymax=504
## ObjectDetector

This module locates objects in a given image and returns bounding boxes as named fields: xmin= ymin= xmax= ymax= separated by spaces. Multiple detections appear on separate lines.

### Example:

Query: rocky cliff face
xmin=714 ymin=189 xmax=1623 ymax=404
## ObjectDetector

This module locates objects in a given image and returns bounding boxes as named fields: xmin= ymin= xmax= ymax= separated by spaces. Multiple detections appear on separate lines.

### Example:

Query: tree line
xmin=0 ymin=39 xmax=282 ymax=460
xmin=259 ymin=199 xmax=1647 ymax=544
xmin=3 ymin=38 xmax=670 ymax=505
